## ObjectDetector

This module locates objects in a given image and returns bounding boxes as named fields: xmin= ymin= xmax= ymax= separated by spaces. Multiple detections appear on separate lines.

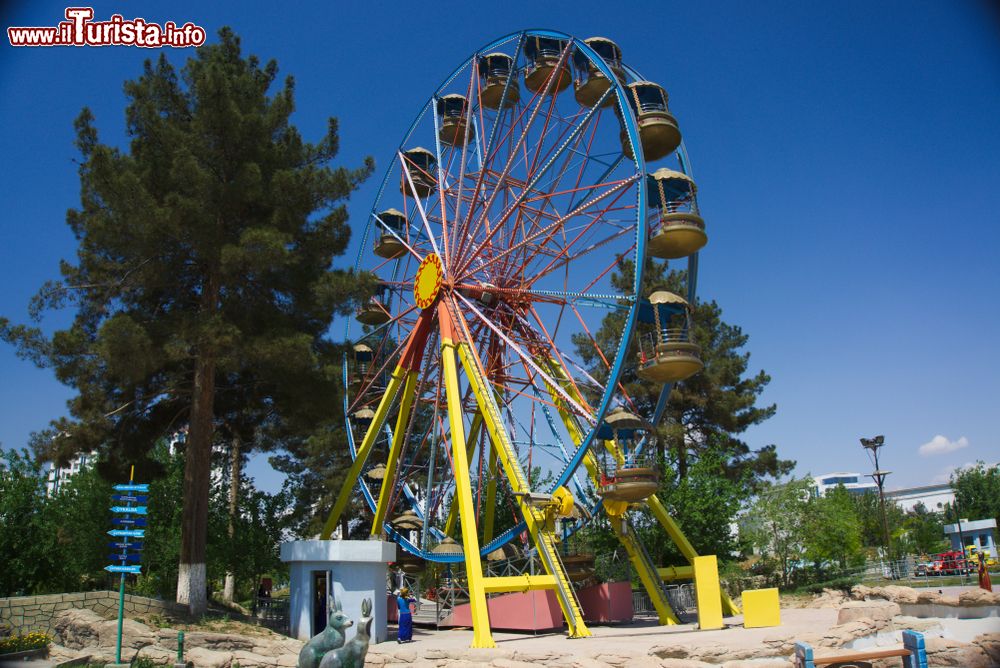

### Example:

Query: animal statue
xmin=297 ymin=595 xmax=353 ymax=668
xmin=318 ymin=598 xmax=373 ymax=668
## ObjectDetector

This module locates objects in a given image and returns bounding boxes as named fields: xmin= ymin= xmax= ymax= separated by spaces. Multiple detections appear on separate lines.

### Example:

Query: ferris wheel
xmin=321 ymin=30 xmax=728 ymax=647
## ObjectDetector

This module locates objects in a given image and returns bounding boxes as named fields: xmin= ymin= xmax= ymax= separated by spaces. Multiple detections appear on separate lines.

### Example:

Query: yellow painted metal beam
xmin=456 ymin=342 xmax=591 ymax=639
xmin=657 ymin=565 xmax=694 ymax=581
xmin=443 ymin=412 xmax=483 ymax=537
xmin=321 ymin=364 xmax=408 ymax=540
xmin=646 ymin=494 xmax=740 ymax=615
xmin=370 ymin=370 xmax=419 ymax=537
xmin=440 ymin=334 xmax=495 ymax=649
xmin=482 ymin=444 xmax=499 ymax=544
xmin=482 ymin=575 xmax=557 ymax=594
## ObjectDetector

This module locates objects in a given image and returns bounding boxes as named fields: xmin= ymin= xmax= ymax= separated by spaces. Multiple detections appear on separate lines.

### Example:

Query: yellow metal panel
xmin=441 ymin=336 xmax=495 ymax=648
xmin=321 ymin=364 xmax=407 ymax=540
xmin=693 ymin=555 xmax=724 ymax=630
xmin=371 ymin=370 xmax=419 ymax=536
xmin=741 ymin=588 xmax=780 ymax=628
xmin=482 ymin=575 xmax=557 ymax=593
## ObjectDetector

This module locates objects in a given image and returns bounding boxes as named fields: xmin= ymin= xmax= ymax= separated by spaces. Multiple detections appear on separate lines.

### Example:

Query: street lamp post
xmin=861 ymin=435 xmax=894 ymax=577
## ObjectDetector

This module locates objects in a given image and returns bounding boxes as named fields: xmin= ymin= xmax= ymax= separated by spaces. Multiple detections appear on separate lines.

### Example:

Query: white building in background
xmin=811 ymin=472 xmax=878 ymax=497
xmin=812 ymin=472 xmax=955 ymax=513
xmin=885 ymin=483 xmax=954 ymax=513
xmin=45 ymin=451 xmax=97 ymax=496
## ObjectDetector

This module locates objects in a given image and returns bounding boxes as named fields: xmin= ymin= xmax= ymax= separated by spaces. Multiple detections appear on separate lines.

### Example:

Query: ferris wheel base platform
xmin=440 ymin=581 xmax=634 ymax=631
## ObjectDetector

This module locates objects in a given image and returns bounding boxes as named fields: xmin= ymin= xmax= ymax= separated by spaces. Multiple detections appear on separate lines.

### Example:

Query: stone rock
xmin=807 ymin=589 xmax=847 ymax=609
xmin=492 ymin=659 xmax=543 ymax=668
xmin=890 ymin=615 xmax=943 ymax=633
xmin=722 ymin=661 xmax=792 ymax=668
xmin=879 ymin=585 xmax=918 ymax=604
xmin=185 ymin=645 xmax=234 ymax=668
xmin=973 ymin=632 xmax=1000 ymax=665
xmin=915 ymin=589 xmax=945 ymax=605
xmin=183 ymin=630 xmax=256 ymax=652
xmin=959 ymin=588 xmax=1000 ymax=606
xmin=52 ymin=608 xmax=105 ymax=649
xmin=924 ymin=635 xmax=993 ymax=667
xmin=656 ymin=659 xmax=713 ymax=668
xmin=836 ymin=600 xmax=900 ymax=626
xmin=850 ymin=584 xmax=874 ymax=600
xmin=137 ymin=643 xmax=179 ymax=664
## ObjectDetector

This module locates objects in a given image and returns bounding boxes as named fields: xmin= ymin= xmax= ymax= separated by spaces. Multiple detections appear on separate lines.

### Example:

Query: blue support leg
xmin=794 ymin=641 xmax=815 ymax=668
xmin=902 ymin=630 xmax=927 ymax=668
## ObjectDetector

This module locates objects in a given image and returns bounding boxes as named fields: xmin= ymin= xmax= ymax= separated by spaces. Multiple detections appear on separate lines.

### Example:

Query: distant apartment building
xmin=45 ymin=451 xmax=96 ymax=496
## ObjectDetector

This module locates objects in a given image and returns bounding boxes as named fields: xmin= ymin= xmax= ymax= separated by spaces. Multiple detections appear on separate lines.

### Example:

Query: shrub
xmin=0 ymin=631 xmax=51 ymax=654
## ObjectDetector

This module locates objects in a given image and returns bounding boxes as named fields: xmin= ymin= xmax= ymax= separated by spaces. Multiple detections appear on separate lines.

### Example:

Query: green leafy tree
xmin=573 ymin=260 xmax=791 ymax=483
xmin=949 ymin=462 xmax=1000 ymax=526
xmin=852 ymin=491 xmax=905 ymax=554
xmin=1 ymin=30 xmax=373 ymax=614
xmin=900 ymin=503 xmax=948 ymax=556
xmin=743 ymin=477 xmax=812 ymax=586
xmin=0 ymin=449 xmax=48 ymax=596
xmin=803 ymin=485 xmax=864 ymax=570
xmin=37 ymin=463 xmax=114 ymax=593
xmin=635 ymin=442 xmax=751 ymax=564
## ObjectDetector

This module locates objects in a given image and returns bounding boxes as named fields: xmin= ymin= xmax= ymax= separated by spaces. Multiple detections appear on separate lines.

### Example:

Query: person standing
xmin=396 ymin=586 xmax=416 ymax=643
xmin=978 ymin=552 xmax=993 ymax=592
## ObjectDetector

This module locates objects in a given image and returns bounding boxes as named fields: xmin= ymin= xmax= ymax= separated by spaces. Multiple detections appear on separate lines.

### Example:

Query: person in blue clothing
xmin=396 ymin=586 xmax=415 ymax=643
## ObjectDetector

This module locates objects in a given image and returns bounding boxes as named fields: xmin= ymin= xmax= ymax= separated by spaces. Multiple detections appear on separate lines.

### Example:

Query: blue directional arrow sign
xmin=105 ymin=564 xmax=142 ymax=574
xmin=108 ymin=553 xmax=142 ymax=562
xmin=108 ymin=542 xmax=142 ymax=550
xmin=113 ymin=483 xmax=150 ymax=493
xmin=110 ymin=505 xmax=147 ymax=515
xmin=112 ymin=517 xmax=147 ymax=527
xmin=112 ymin=495 xmax=148 ymax=503
xmin=108 ymin=529 xmax=145 ymax=538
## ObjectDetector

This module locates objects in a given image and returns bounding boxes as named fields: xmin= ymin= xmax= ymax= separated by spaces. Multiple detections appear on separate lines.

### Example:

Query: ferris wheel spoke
xmin=457 ymin=174 xmax=638 ymax=283
xmin=454 ymin=42 xmax=576 ymax=271
xmin=399 ymin=151 xmax=445 ymax=266
xmin=456 ymin=291 xmax=593 ymax=422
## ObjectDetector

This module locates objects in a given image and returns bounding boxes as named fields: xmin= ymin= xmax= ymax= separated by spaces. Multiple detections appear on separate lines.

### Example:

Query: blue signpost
xmin=105 ymin=468 xmax=148 ymax=666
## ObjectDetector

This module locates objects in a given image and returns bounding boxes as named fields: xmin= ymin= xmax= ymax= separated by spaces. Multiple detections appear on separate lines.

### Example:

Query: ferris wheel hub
xmin=413 ymin=253 xmax=444 ymax=309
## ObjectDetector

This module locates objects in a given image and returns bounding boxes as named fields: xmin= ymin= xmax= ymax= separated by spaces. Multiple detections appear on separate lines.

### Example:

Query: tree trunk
xmin=177 ymin=276 xmax=219 ymax=616
xmin=222 ymin=434 xmax=241 ymax=603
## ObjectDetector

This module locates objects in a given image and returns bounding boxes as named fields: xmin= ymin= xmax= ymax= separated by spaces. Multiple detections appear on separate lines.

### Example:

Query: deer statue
xmin=297 ymin=594 xmax=353 ymax=668
xmin=318 ymin=598 xmax=373 ymax=668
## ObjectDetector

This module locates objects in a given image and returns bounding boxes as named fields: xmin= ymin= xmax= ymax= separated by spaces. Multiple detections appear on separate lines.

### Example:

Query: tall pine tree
xmin=1 ymin=29 xmax=372 ymax=614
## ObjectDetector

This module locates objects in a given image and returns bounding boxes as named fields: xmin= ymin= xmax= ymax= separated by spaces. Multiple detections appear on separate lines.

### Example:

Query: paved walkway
xmin=369 ymin=608 xmax=839 ymax=660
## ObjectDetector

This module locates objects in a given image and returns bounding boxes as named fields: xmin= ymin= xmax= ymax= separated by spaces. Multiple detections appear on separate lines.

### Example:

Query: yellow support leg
xmin=539 ymin=356 xmax=677 ymax=624
xmin=443 ymin=412 xmax=483 ymax=538
xmin=321 ymin=364 xmax=408 ymax=540
xmin=647 ymin=495 xmax=740 ymax=615
xmin=482 ymin=444 xmax=499 ymax=544
xmin=456 ymin=342 xmax=591 ymax=638
xmin=370 ymin=370 xmax=419 ymax=537
xmin=440 ymin=336 xmax=495 ymax=649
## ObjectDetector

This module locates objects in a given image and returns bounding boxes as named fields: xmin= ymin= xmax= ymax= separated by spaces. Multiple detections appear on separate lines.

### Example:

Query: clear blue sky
xmin=2 ymin=1 xmax=999 ymax=493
